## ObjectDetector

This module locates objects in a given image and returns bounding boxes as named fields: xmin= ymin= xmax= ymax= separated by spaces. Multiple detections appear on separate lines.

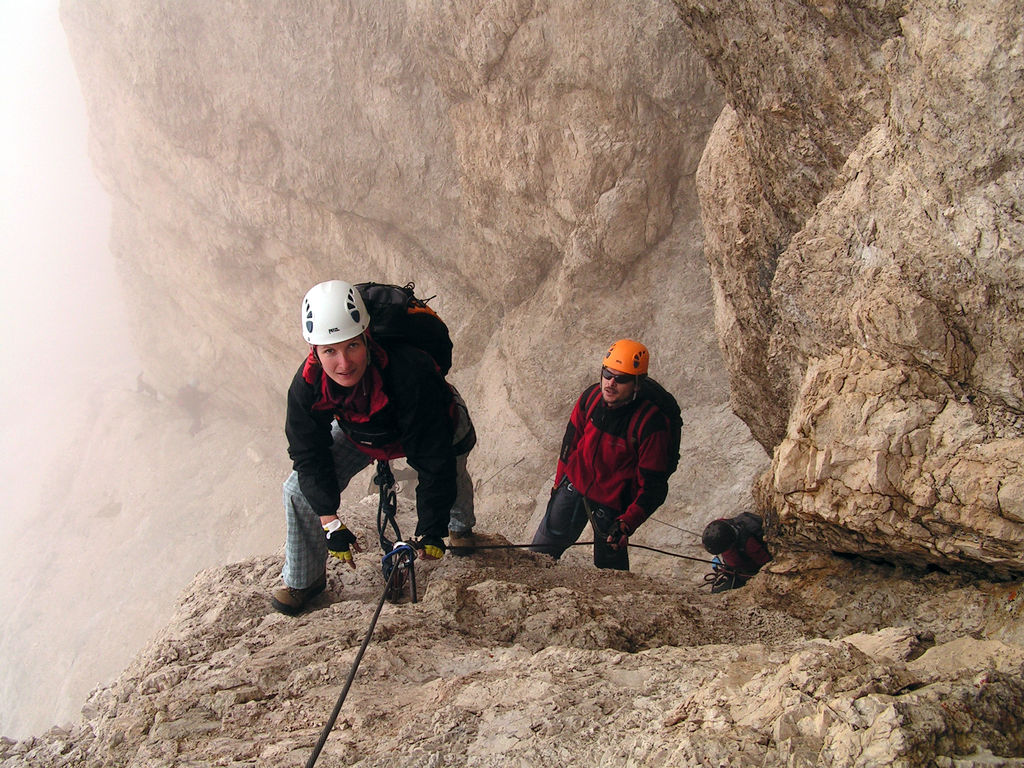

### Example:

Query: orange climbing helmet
xmin=603 ymin=339 xmax=649 ymax=376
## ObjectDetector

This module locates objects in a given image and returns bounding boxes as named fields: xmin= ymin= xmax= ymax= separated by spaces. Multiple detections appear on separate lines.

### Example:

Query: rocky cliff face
xmin=5 ymin=544 xmax=1024 ymax=767
xmin=678 ymin=0 xmax=1024 ymax=577
xmin=7 ymin=0 xmax=1021 ymax=760
xmin=60 ymin=0 xmax=1023 ymax=583
xmin=58 ymin=0 xmax=757 ymax=539
xmin=4 ymin=0 xmax=769 ymax=740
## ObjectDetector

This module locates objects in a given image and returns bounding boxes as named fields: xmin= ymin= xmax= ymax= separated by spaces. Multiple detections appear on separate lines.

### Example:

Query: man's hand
xmin=606 ymin=518 xmax=632 ymax=551
xmin=324 ymin=521 xmax=361 ymax=568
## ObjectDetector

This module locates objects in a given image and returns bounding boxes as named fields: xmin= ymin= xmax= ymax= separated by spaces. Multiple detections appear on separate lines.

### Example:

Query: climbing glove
xmin=605 ymin=518 xmax=632 ymax=551
xmin=324 ymin=521 xmax=360 ymax=568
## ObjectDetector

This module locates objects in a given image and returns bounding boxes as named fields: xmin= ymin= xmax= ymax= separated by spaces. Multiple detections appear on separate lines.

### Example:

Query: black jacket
xmin=284 ymin=342 xmax=458 ymax=540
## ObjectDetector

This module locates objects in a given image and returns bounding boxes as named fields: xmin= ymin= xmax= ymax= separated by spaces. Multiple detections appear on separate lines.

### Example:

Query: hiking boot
xmin=270 ymin=573 xmax=327 ymax=615
xmin=417 ymin=537 xmax=446 ymax=560
xmin=448 ymin=528 xmax=476 ymax=556
xmin=708 ymin=570 xmax=747 ymax=594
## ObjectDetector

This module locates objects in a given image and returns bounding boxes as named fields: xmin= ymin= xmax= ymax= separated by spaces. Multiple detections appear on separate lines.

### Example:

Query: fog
xmin=0 ymin=0 xmax=138 ymax=737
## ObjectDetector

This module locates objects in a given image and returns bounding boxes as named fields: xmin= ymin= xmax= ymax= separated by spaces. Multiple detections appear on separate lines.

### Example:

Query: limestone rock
xmin=31 ymin=0 xmax=1024 ymax=754
xmin=3 ymin=553 xmax=1024 ymax=767
xmin=769 ymin=348 xmax=1024 ymax=576
xmin=57 ymin=0 xmax=753 ymax=540
xmin=6 ymin=0 xmax=768 ymax=740
xmin=679 ymin=0 xmax=1024 ymax=573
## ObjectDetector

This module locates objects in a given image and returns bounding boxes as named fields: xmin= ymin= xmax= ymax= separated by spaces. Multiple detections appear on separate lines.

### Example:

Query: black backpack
xmin=355 ymin=282 xmax=454 ymax=375
xmin=633 ymin=377 xmax=683 ymax=475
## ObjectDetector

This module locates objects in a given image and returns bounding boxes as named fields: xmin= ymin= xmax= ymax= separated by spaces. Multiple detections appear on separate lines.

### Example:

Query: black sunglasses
xmin=601 ymin=367 xmax=636 ymax=384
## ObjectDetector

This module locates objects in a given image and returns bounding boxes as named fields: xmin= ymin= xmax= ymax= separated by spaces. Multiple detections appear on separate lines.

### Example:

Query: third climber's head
xmin=702 ymin=519 xmax=737 ymax=555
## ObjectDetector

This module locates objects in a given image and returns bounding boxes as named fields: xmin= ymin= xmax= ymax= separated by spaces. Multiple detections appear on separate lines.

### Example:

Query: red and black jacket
xmin=718 ymin=512 xmax=772 ymax=576
xmin=284 ymin=338 xmax=461 ymax=541
xmin=556 ymin=383 xmax=672 ymax=533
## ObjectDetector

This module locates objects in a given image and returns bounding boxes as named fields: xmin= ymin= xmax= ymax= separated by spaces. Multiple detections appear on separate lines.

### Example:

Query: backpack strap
xmin=559 ymin=384 xmax=603 ymax=470
xmin=627 ymin=399 xmax=660 ymax=455
xmin=582 ymin=383 xmax=603 ymax=424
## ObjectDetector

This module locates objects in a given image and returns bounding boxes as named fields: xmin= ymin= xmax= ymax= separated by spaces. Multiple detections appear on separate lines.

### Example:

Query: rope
xmin=468 ymin=539 xmax=720 ymax=567
xmin=644 ymin=515 xmax=704 ymax=539
xmin=305 ymin=563 xmax=401 ymax=768
xmin=626 ymin=542 xmax=719 ymax=566
xmin=374 ymin=461 xmax=401 ymax=553
xmin=308 ymin=464 xmax=418 ymax=765
xmin=473 ymin=540 xmax=765 ymax=581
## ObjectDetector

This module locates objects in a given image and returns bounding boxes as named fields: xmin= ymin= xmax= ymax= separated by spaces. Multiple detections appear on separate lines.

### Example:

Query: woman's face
xmin=316 ymin=335 xmax=368 ymax=388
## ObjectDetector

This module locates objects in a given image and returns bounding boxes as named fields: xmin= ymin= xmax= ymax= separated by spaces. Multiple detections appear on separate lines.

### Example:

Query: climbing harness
xmin=381 ymin=542 xmax=417 ymax=603
xmin=373 ymin=460 xmax=418 ymax=603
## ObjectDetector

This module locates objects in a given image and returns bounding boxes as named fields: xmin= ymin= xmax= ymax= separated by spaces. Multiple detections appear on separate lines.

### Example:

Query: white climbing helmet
xmin=301 ymin=280 xmax=370 ymax=345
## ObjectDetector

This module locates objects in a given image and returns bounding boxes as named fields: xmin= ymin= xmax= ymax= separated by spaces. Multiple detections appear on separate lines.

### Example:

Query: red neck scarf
xmin=302 ymin=335 xmax=391 ymax=419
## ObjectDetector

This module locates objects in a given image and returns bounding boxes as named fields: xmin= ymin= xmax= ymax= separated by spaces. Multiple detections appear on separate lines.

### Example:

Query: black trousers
xmin=530 ymin=478 xmax=629 ymax=571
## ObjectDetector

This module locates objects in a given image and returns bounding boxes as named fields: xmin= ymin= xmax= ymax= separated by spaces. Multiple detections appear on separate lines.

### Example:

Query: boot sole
xmin=270 ymin=597 xmax=305 ymax=616
xmin=270 ymin=579 xmax=327 ymax=615
xmin=448 ymin=531 xmax=475 ymax=556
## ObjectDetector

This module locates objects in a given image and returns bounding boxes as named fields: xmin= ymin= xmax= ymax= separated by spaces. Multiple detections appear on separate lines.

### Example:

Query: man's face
xmin=317 ymin=335 xmax=369 ymax=388
xmin=600 ymin=366 xmax=637 ymax=408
